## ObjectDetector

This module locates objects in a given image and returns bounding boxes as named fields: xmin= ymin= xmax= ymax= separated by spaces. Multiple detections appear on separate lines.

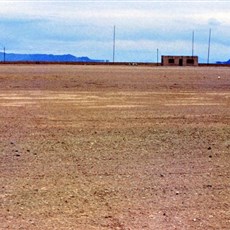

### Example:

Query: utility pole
xmin=207 ymin=29 xmax=211 ymax=64
xmin=3 ymin=47 xmax=5 ymax=63
xmin=113 ymin=25 xmax=116 ymax=63
xmin=157 ymin=48 xmax=159 ymax=66
xmin=192 ymin=30 xmax=194 ymax=57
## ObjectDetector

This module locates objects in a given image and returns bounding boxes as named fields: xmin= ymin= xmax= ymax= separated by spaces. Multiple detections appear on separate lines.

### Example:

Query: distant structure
xmin=207 ymin=28 xmax=211 ymax=64
xmin=3 ymin=47 xmax=5 ymax=62
xmin=161 ymin=55 xmax=198 ymax=66
xmin=113 ymin=25 xmax=116 ymax=63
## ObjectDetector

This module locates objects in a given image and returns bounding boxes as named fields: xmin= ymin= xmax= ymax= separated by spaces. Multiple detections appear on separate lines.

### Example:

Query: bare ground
xmin=0 ymin=65 xmax=230 ymax=229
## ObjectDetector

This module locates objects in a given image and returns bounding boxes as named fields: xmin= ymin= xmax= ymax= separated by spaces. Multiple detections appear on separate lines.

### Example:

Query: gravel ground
xmin=0 ymin=65 xmax=229 ymax=229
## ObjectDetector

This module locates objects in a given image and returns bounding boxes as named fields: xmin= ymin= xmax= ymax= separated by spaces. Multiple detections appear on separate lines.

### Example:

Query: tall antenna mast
xmin=157 ymin=48 xmax=159 ymax=66
xmin=192 ymin=30 xmax=194 ymax=57
xmin=113 ymin=25 xmax=116 ymax=63
xmin=3 ymin=47 xmax=5 ymax=63
xmin=207 ymin=28 xmax=211 ymax=64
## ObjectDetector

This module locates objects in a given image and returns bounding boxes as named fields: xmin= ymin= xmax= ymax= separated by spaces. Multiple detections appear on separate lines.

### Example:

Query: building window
xmin=168 ymin=58 xmax=175 ymax=64
xmin=187 ymin=59 xmax=194 ymax=64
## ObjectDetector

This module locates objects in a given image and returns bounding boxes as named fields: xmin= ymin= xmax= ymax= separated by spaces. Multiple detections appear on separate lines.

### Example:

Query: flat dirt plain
xmin=0 ymin=64 xmax=229 ymax=230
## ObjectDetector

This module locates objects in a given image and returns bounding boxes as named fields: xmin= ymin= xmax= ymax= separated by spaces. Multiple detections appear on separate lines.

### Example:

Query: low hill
xmin=0 ymin=52 xmax=106 ymax=63
xmin=216 ymin=59 xmax=230 ymax=64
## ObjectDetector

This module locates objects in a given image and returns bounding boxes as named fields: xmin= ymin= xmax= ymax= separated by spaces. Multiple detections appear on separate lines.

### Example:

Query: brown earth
xmin=0 ymin=64 xmax=229 ymax=230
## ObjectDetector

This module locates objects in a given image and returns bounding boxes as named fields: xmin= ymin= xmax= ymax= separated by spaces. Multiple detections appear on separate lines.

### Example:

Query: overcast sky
xmin=0 ymin=0 xmax=230 ymax=63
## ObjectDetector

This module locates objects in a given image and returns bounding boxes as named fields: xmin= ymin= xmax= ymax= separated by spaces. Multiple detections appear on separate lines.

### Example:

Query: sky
xmin=0 ymin=0 xmax=230 ymax=63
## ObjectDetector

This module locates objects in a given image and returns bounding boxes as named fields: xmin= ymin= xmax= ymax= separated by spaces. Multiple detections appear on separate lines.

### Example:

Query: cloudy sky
xmin=0 ymin=0 xmax=230 ymax=63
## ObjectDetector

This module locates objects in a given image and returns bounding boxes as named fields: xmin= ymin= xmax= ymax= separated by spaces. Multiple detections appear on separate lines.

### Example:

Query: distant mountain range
xmin=0 ymin=52 xmax=106 ymax=63
xmin=216 ymin=59 xmax=230 ymax=64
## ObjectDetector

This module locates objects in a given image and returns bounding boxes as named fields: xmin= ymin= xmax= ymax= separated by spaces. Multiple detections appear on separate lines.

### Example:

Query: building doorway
xmin=179 ymin=59 xmax=183 ymax=66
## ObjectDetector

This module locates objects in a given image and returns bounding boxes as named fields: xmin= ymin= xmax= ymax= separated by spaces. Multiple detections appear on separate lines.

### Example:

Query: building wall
xmin=161 ymin=56 xmax=198 ymax=66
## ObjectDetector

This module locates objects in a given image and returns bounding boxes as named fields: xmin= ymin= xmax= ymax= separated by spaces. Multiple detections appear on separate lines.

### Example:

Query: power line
xmin=207 ymin=28 xmax=211 ymax=64
xmin=192 ymin=30 xmax=194 ymax=57
xmin=3 ymin=47 xmax=5 ymax=63
xmin=113 ymin=25 xmax=116 ymax=63
xmin=157 ymin=48 xmax=159 ymax=65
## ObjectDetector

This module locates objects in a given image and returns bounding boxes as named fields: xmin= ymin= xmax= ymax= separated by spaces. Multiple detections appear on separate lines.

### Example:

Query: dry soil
xmin=0 ymin=65 xmax=229 ymax=230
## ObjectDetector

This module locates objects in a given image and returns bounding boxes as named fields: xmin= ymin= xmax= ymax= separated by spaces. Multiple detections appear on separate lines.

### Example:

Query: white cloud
xmin=0 ymin=1 xmax=230 ymax=62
